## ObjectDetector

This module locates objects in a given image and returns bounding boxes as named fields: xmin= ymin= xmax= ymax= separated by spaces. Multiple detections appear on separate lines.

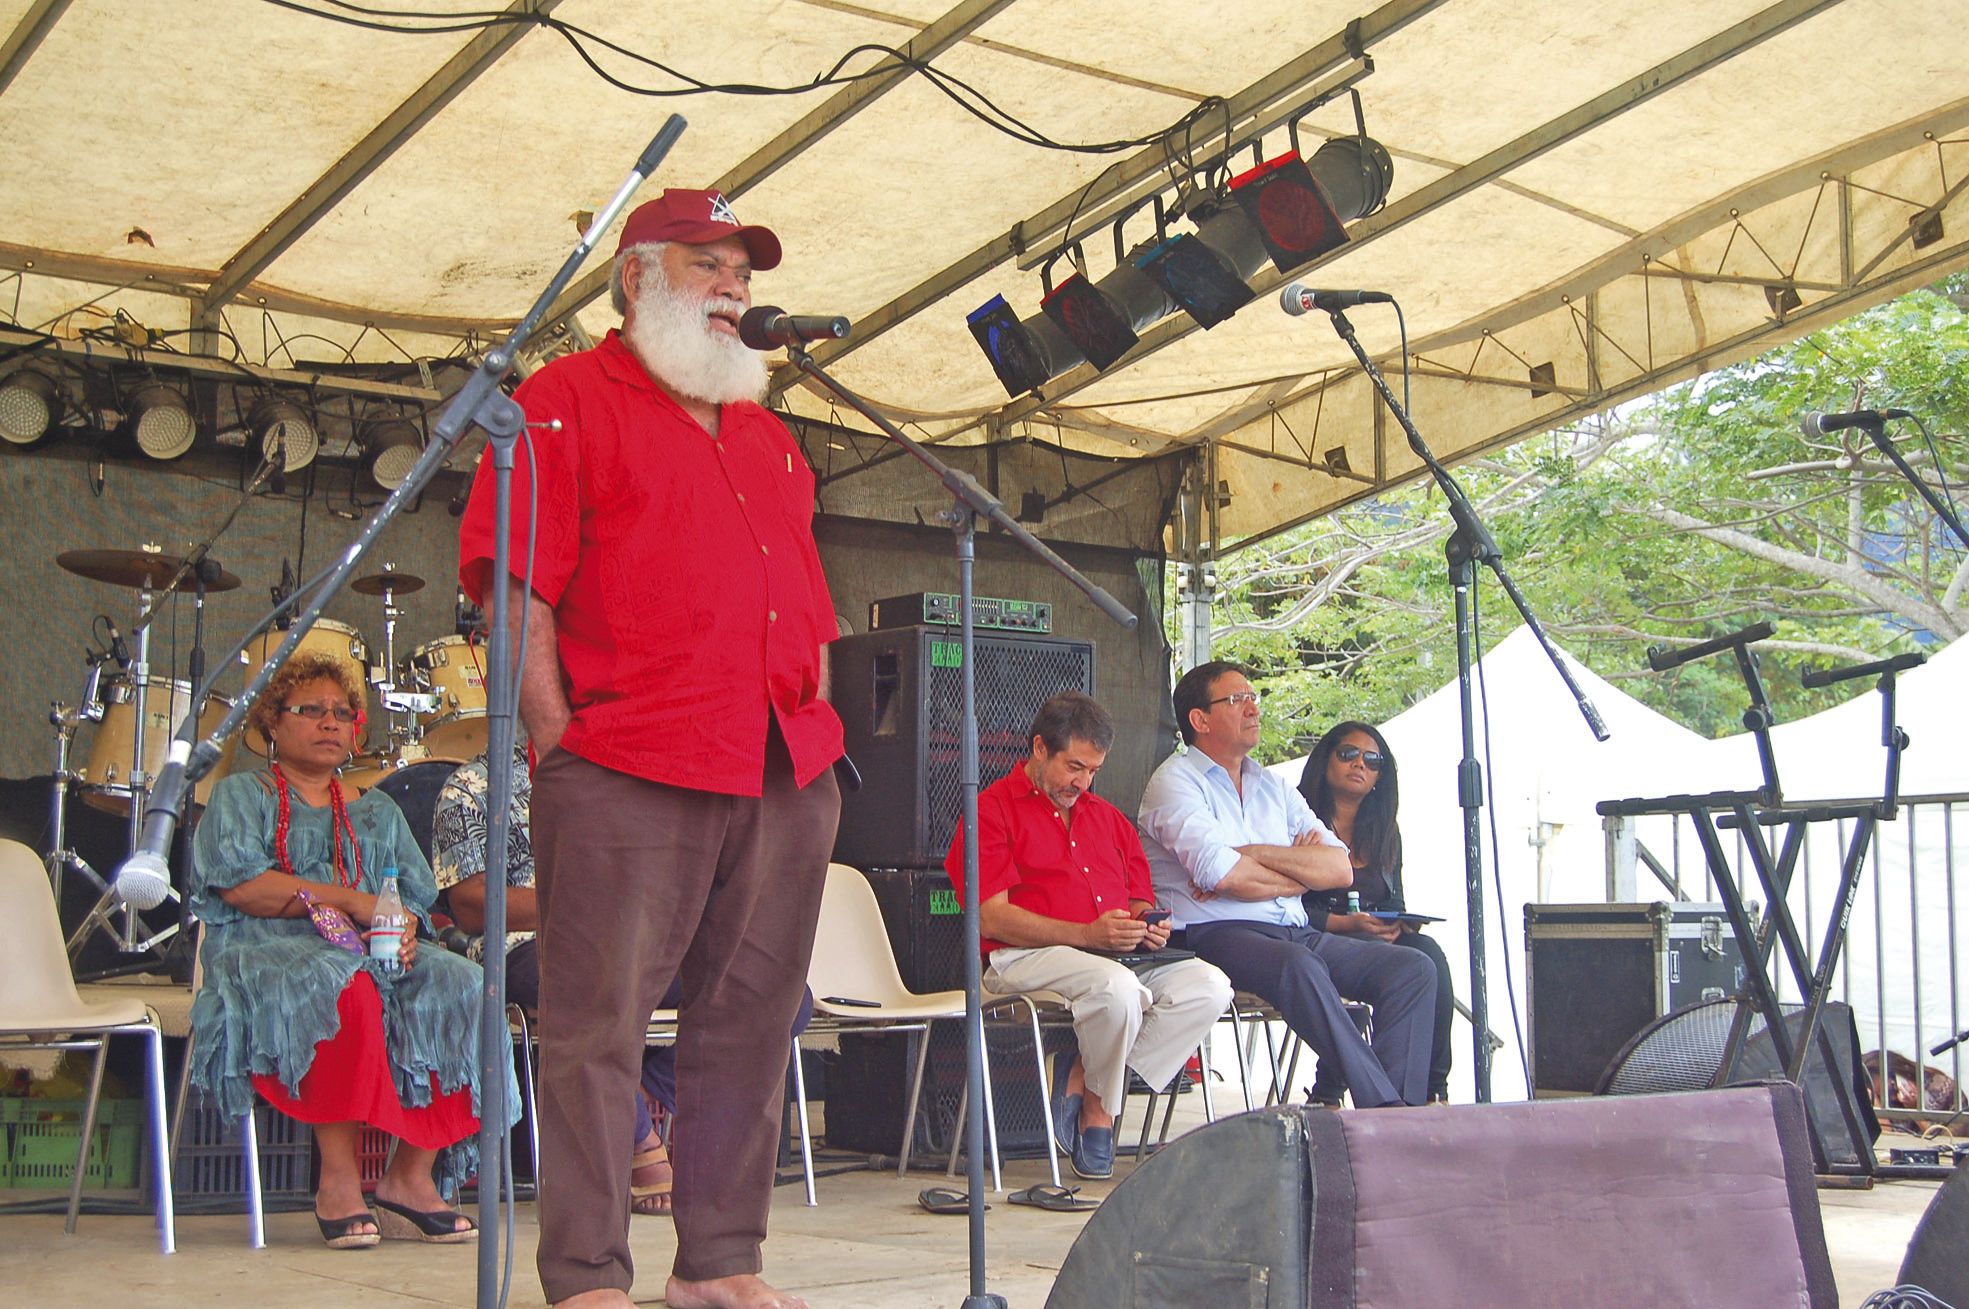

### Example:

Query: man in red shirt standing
xmin=945 ymin=692 xmax=1231 ymax=1181
xmin=459 ymin=189 xmax=842 ymax=1309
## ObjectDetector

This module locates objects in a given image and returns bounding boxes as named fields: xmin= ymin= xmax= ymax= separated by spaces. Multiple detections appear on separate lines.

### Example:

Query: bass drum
xmin=404 ymin=634 xmax=488 ymax=761
xmin=342 ymin=749 xmax=464 ymax=868
xmin=78 ymin=676 xmax=239 ymax=814
xmin=240 ymin=618 xmax=371 ymax=755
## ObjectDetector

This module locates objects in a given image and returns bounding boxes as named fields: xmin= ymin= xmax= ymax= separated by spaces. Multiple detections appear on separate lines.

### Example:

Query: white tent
xmin=1269 ymin=626 xmax=1968 ymax=1102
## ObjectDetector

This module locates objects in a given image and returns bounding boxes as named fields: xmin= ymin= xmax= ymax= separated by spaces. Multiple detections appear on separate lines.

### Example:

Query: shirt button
xmin=736 ymin=492 xmax=746 ymax=503
xmin=768 ymin=610 xmax=778 ymax=623
xmin=761 ymin=544 xmax=770 ymax=555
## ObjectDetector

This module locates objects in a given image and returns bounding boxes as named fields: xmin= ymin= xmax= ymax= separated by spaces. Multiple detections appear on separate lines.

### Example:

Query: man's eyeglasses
xmin=1335 ymin=743 xmax=1384 ymax=770
xmin=1207 ymin=691 xmax=1261 ymax=709
xmin=282 ymin=703 xmax=359 ymax=724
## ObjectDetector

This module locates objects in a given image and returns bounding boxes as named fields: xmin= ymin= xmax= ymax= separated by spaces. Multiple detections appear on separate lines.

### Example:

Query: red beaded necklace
xmin=270 ymin=763 xmax=364 ymax=890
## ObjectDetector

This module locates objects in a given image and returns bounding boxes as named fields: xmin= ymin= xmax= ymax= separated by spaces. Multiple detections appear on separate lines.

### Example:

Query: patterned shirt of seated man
xmin=943 ymin=691 xmax=1231 ymax=1181
xmin=431 ymin=746 xmax=537 ymax=1004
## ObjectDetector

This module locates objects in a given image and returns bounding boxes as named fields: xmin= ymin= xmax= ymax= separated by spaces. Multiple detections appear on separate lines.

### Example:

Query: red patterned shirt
xmin=459 ymin=330 xmax=843 ymax=795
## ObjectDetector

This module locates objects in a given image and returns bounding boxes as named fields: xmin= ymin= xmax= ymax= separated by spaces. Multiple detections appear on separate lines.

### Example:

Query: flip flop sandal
xmin=372 ymin=1197 xmax=478 ymax=1243
xmin=1007 ymin=1183 xmax=1099 ymax=1213
xmin=917 ymin=1186 xmax=986 ymax=1215
xmin=315 ymin=1209 xmax=380 ymax=1249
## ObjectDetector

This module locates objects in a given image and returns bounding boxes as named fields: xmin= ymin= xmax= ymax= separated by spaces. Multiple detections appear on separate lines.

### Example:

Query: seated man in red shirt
xmin=945 ymin=692 xmax=1232 ymax=1180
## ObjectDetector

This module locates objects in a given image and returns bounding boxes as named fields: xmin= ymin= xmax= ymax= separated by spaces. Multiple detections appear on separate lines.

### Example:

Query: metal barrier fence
xmin=1606 ymin=792 xmax=1967 ymax=1127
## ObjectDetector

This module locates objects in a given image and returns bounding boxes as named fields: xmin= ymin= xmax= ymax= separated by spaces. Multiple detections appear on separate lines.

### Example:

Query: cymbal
xmin=352 ymin=569 xmax=426 ymax=596
xmin=57 ymin=548 xmax=242 ymax=593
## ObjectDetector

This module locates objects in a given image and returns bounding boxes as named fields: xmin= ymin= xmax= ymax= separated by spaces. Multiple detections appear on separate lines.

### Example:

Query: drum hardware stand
xmin=113 ymin=116 xmax=687 ymax=1309
xmin=71 ymin=454 xmax=273 ymax=959
xmin=45 ymin=658 xmax=109 ymax=901
xmin=1597 ymin=629 xmax=1925 ymax=1179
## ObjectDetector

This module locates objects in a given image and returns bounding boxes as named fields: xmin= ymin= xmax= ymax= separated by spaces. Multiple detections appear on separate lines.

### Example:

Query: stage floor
xmin=0 ymin=1109 xmax=1943 ymax=1307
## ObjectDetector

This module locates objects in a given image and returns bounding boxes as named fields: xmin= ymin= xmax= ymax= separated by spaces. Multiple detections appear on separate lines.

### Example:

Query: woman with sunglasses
xmin=188 ymin=652 xmax=514 ymax=1249
xmin=1297 ymin=721 xmax=1453 ymax=1103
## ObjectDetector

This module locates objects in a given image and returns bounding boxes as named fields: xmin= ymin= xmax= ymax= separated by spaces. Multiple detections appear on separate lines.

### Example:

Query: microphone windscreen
xmin=738 ymin=305 xmax=783 ymax=351
xmin=115 ymin=853 xmax=173 ymax=911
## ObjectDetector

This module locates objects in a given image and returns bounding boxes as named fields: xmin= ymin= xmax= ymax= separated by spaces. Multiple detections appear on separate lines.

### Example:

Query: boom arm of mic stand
xmin=785 ymin=349 xmax=1138 ymax=631
xmin=135 ymin=114 xmax=692 ymax=888
xmin=1323 ymin=308 xmax=1608 ymax=742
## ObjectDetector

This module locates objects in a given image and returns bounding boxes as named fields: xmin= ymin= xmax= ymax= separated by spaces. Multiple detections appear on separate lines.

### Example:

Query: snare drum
xmin=79 ymin=676 xmax=240 ymax=815
xmin=405 ymin=635 xmax=488 ymax=761
xmin=240 ymin=618 xmax=370 ymax=755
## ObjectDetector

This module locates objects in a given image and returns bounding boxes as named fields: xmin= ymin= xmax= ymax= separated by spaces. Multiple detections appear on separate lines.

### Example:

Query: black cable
xmin=258 ymin=0 xmax=1231 ymax=158
xmin=1471 ymin=583 xmax=1533 ymax=1091
xmin=1902 ymin=412 xmax=1965 ymax=557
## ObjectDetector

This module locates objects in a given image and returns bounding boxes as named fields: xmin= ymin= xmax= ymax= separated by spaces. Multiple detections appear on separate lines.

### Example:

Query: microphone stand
xmin=1861 ymin=419 xmax=1969 ymax=549
xmin=124 ymin=115 xmax=688 ymax=1309
xmin=785 ymin=344 xmax=1136 ymax=1308
xmin=1317 ymin=305 xmax=1609 ymax=1102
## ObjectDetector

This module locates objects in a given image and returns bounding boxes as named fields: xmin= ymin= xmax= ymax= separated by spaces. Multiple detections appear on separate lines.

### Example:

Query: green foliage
xmin=1180 ymin=277 xmax=1969 ymax=762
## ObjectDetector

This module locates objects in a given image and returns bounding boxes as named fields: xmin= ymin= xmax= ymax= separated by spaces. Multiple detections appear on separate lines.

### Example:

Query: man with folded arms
xmin=1137 ymin=661 xmax=1436 ymax=1108
xmin=945 ymin=691 xmax=1232 ymax=1180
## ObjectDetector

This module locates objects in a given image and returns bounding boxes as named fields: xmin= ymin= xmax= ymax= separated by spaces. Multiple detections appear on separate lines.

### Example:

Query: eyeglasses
xmin=1335 ymin=743 xmax=1384 ymax=770
xmin=1206 ymin=691 xmax=1261 ymax=709
xmin=281 ymin=703 xmax=359 ymax=724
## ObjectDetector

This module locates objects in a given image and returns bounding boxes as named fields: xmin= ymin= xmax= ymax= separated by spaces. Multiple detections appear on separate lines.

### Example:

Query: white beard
xmin=624 ymin=264 xmax=769 ymax=407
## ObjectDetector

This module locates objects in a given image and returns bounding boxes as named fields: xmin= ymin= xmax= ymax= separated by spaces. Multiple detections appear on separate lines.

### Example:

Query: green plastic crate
xmin=1 ymin=1098 xmax=145 ymax=1190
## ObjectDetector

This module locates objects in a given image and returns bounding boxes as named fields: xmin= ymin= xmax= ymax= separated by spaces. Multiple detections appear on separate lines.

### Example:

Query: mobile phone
xmin=822 ymin=995 xmax=881 ymax=1008
xmin=1138 ymin=908 xmax=1171 ymax=926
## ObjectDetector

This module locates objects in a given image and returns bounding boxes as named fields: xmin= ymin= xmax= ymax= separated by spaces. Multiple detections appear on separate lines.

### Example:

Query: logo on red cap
xmin=707 ymin=193 xmax=739 ymax=226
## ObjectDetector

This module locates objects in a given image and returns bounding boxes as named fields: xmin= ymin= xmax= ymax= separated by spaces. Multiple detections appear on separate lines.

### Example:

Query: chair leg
xmin=897 ymin=1021 xmax=935 ymax=1177
xmin=946 ymin=1080 xmax=966 ymax=1180
xmin=1133 ymin=1089 xmax=1154 ymax=1161
xmin=65 ymin=1036 xmax=110 ymax=1235
xmin=1226 ymin=1009 xmax=1255 ymax=1114
xmin=512 ymin=1008 xmax=540 ymax=1192
xmin=1197 ymin=1042 xmax=1216 ymax=1124
xmin=1012 ymin=999 xmax=1051 ymax=1191
xmin=242 ymin=1105 xmax=264 ymax=1250
xmin=141 ymin=1025 xmax=175 ymax=1254
xmin=979 ymin=1018 xmax=1004 ymax=1194
xmin=1279 ymin=1032 xmax=1303 ymax=1104
xmin=790 ymin=1038 xmax=816 ymax=1207
xmin=167 ymin=1027 xmax=196 ymax=1173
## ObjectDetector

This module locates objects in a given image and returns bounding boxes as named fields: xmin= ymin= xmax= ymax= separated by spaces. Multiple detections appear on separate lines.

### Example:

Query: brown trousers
xmin=530 ymin=740 xmax=839 ymax=1298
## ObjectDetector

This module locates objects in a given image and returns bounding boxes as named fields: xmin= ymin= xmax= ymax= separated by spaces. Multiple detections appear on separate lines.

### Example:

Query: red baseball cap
xmin=614 ymin=188 xmax=782 ymax=271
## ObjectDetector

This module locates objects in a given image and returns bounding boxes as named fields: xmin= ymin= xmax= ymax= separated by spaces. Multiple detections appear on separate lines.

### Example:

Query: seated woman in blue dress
xmin=1297 ymin=720 xmax=1454 ymax=1103
xmin=189 ymin=651 xmax=514 ymax=1248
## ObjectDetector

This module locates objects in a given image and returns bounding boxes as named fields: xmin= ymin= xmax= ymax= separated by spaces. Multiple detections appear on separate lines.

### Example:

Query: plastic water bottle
xmin=1346 ymin=890 xmax=1362 ymax=916
xmin=370 ymin=873 xmax=405 ymax=975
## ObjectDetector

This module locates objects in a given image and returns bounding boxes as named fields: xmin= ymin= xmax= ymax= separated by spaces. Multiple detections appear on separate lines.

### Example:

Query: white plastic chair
xmin=0 ymin=838 xmax=175 ymax=1252
xmin=802 ymin=863 xmax=983 ymax=1192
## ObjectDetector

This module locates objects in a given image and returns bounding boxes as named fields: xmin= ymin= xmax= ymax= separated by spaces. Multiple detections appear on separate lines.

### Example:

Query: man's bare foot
xmin=665 ymin=1272 xmax=809 ymax=1309
xmin=551 ymin=1291 xmax=634 ymax=1309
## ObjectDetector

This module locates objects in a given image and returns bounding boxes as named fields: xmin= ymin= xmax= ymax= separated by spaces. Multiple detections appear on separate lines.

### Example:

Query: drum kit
xmin=45 ymin=545 xmax=488 ymax=963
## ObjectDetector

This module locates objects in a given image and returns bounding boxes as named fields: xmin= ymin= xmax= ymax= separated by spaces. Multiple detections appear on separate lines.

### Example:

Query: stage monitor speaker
xmin=830 ymin=626 xmax=1094 ymax=868
xmin=856 ymin=866 xmax=965 ymax=994
xmin=1046 ymin=1085 xmax=1835 ymax=1309
xmin=1899 ymin=1163 xmax=1969 ymax=1304
xmin=1595 ymin=998 xmax=1879 ymax=1170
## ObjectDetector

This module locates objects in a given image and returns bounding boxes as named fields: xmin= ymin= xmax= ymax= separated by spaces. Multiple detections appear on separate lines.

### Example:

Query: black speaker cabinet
xmin=824 ymin=1021 xmax=1075 ymax=1160
xmin=857 ymin=866 xmax=966 ymax=994
xmin=1525 ymin=900 xmax=1747 ymax=1096
xmin=831 ymin=626 xmax=1095 ymax=868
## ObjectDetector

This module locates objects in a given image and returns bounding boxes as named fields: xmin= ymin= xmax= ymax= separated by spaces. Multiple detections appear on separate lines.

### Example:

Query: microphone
xmin=105 ymin=617 xmax=132 ymax=669
xmin=1799 ymin=408 xmax=1911 ymax=437
xmin=1279 ymin=284 xmax=1395 ymax=316
xmin=269 ymin=431 xmax=288 ymax=495
xmin=738 ymin=305 xmax=851 ymax=350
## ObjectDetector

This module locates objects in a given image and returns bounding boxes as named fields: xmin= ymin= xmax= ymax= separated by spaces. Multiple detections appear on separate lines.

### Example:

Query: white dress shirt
xmin=1136 ymin=745 xmax=1344 ymax=930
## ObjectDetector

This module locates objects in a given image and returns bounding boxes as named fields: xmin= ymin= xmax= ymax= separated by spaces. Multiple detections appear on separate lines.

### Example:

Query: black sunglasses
xmin=1335 ymin=744 xmax=1384 ymax=770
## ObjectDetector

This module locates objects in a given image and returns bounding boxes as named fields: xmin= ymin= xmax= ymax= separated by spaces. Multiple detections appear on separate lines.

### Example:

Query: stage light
xmin=249 ymin=397 xmax=318 ymax=473
xmin=361 ymin=417 xmax=423 ymax=489
xmin=0 ymin=366 xmax=62 ymax=446
xmin=126 ymin=382 xmax=196 ymax=460
xmin=970 ymin=130 xmax=1393 ymax=394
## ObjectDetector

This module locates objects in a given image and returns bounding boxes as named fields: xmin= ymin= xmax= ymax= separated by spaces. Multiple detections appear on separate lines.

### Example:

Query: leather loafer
xmin=1071 ymin=1125 xmax=1114 ymax=1181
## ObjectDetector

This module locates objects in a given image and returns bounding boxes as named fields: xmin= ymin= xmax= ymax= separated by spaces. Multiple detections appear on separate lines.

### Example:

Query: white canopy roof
xmin=4 ymin=0 xmax=1967 ymax=544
